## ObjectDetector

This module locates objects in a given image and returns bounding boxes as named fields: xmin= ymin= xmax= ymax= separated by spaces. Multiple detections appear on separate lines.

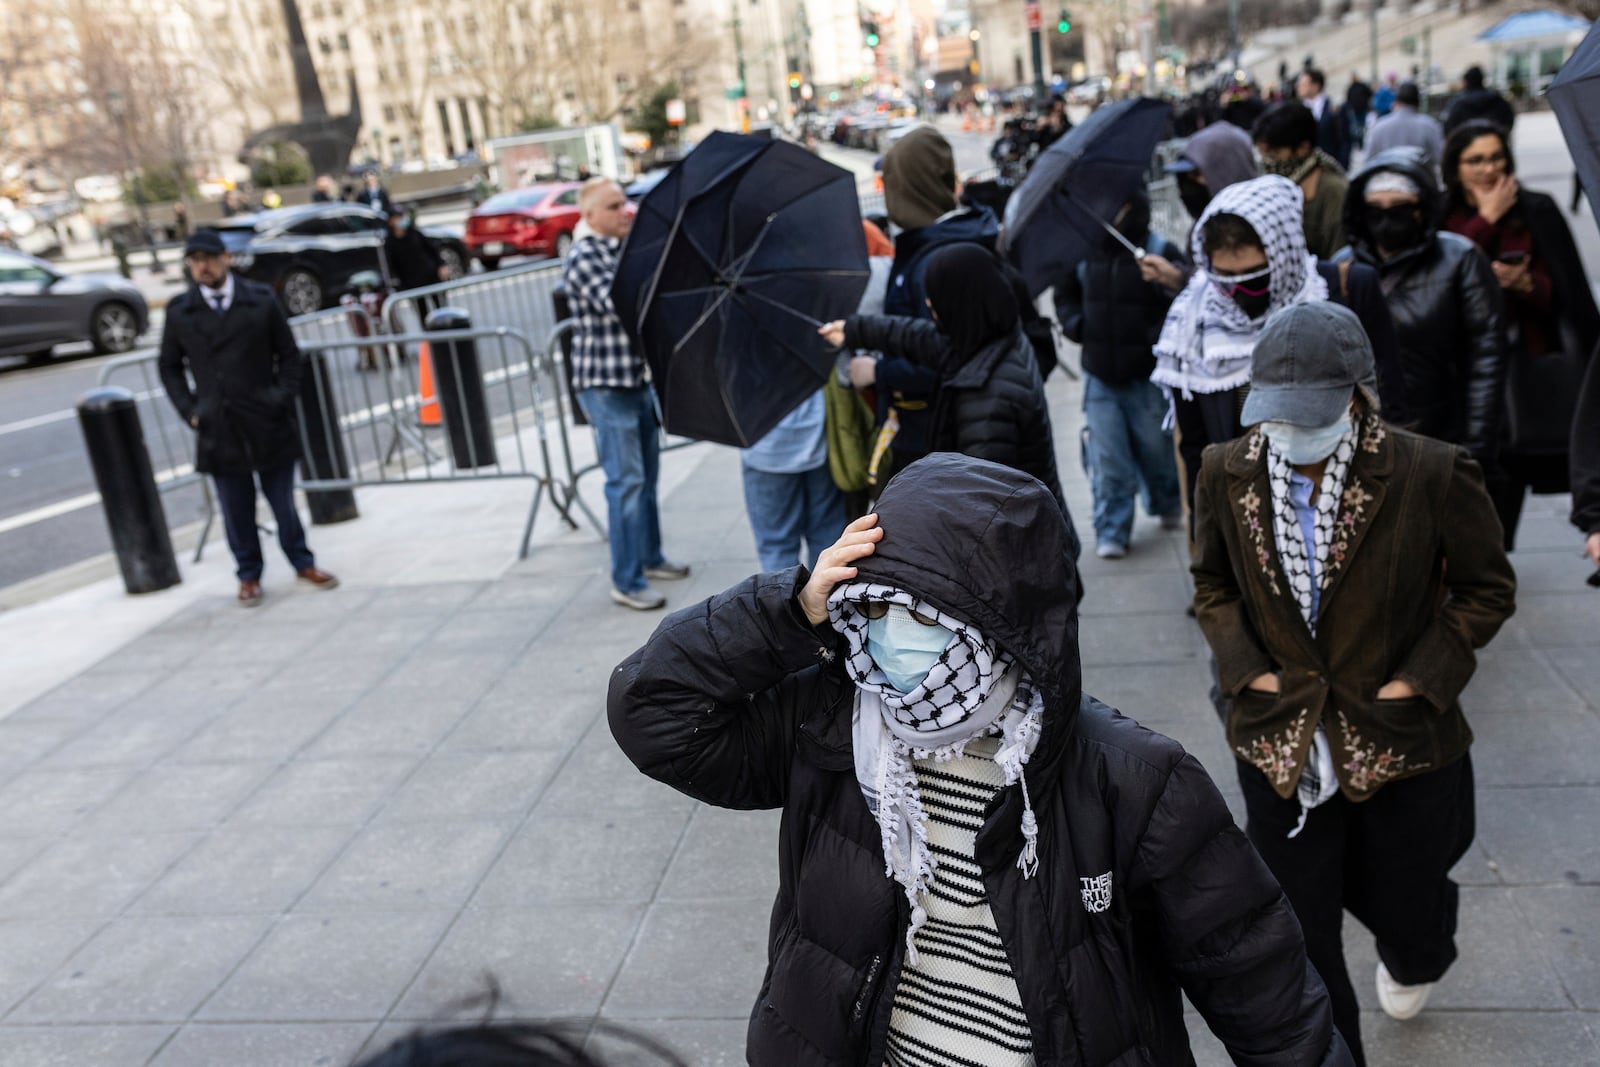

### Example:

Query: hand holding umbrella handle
xmin=818 ymin=320 xmax=847 ymax=348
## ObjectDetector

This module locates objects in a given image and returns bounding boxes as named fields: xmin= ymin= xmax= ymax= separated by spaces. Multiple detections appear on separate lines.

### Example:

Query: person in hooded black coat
xmin=1333 ymin=147 xmax=1507 ymax=467
xmin=820 ymin=244 xmax=1079 ymax=558
xmin=609 ymin=454 xmax=1354 ymax=1067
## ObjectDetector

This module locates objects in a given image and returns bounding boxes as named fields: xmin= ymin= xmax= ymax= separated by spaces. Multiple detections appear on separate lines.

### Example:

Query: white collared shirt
xmin=1305 ymin=93 xmax=1327 ymax=121
xmin=200 ymin=272 xmax=235 ymax=314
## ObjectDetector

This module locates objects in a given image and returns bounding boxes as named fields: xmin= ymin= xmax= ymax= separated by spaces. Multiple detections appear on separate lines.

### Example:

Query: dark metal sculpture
xmin=238 ymin=0 xmax=363 ymax=178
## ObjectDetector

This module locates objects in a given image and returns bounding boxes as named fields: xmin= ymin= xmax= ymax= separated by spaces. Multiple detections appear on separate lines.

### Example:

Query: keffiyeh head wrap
xmin=828 ymin=581 xmax=1044 ymax=962
xmin=1152 ymin=175 xmax=1329 ymax=398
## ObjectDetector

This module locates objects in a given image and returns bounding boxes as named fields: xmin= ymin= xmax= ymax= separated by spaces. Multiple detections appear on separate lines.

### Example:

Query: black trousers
xmin=1174 ymin=386 xmax=1247 ymax=538
xmin=1238 ymin=755 xmax=1475 ymax=1067
xmin=212 ymin=463 xmax=315 ymax=582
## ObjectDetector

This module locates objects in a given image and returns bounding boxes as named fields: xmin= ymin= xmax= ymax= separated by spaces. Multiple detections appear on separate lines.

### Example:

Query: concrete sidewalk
xmin=0 ymin=364 xmax=1596 ymax=1066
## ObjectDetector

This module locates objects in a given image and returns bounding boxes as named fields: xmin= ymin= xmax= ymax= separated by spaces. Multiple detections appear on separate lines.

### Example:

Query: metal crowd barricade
xmin=95 ymin=348 xmax=217 ymax=562
xmin=292 ymin=325 xmax=602 ymax=558
xmin=383 ymin=259 xmax=566 ymax=350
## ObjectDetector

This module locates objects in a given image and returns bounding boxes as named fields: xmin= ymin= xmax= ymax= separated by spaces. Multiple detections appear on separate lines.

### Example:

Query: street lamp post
xmin=970 ymin=28 xmax=981 ymax=83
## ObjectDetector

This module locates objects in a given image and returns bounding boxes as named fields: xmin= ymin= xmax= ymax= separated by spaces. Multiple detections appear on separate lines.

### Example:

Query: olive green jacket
xmin=1191 ymin=419 xmax=1516 ymax=801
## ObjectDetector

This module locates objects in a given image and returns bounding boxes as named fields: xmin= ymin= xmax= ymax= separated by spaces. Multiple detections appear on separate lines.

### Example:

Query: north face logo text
xmin=1080 ymin=872 xmax=1113 ymax=913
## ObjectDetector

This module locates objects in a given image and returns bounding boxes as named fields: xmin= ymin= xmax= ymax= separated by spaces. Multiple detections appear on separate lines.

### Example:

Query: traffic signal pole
xmin=1028 ymin=0 xmax=1046 ymax=97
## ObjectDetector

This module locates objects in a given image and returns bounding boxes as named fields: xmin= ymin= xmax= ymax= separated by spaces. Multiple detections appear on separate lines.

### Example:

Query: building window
xmin=383 ymin=104 xmax=396 ymax=123
xmin=338 ymin=32 xmax=350 ymax=51
xmin=331 ymin=1 xmax=343 ymax=16
xmin=438 ymin=100 xmax=455 ymax=154
xmin=318 ymin=35 xmax=331 ymax=55
xmin=311 ymin=2 xmax=324 ymax=19
xmin=372 ymin=30 xmax=384 ymax=48
xmin=464 ymin=15 xmax=477 ymax=34
xmin=395 ymin=59 xmax=408 ymax=79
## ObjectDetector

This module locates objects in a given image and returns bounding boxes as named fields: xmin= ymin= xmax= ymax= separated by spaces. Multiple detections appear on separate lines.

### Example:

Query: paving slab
xmin=0 ymin=918 xmax=104 ymax=1017
xmin=198 ymin=911 xmax=456 ymax=1023
xmin=296 ymin=819 xmax=513 ymax=914
xmin=1512 ymin=886 xmax=1600 ymax=1011
xmin=128 ymin=825 xmax=355 ymax=917
xmin=395 ymin=905 xmax=647 ymax=1020
xmin=0 ymin=832 xmax=201 ymax=919
xmin=10 ymin=914 xmax=271 ymax=1023
xmin=602 ymin=898 xmax=772 ymax=1020
xmin=471 ymin=811 xmax=691 ymax=909
xmin=147 ymin=1022 xmax=374 ymax=1067
xmin=1474 ymin=785 xmax=1600 ymax=885
xmin=0 ymin=1025 xmax=175 ymax=1066
xmin=226 ymin=755 xmax=420 ymax=828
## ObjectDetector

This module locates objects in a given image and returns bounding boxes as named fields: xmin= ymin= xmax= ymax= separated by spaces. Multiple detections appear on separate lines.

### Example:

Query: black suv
xmin=211 ymin=203 xmax=468 ymax=316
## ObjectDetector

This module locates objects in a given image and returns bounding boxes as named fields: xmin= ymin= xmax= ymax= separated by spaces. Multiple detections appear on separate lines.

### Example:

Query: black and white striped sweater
xmin=886 ymin=741 xmax=1035 ymax=1067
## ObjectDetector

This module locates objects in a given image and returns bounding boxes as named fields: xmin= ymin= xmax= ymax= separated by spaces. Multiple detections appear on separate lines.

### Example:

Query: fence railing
xmin=291 ymin=325 xmax=601 ymax=557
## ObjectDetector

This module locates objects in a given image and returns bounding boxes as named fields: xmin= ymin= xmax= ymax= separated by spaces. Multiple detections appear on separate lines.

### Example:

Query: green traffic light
xmin=866 ymin=32 xmax=879 ymax=46
xmin=1057 ymin=20 xmax=1069 ymax=32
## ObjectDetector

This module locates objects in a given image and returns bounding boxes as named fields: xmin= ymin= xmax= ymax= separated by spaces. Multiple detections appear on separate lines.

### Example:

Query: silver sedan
xmin=0 ymin=248 xmax=149 ymax=363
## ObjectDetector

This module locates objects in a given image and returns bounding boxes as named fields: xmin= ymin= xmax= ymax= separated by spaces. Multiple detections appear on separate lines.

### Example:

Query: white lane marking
xmin=0 ymin=388 xmax=164 ymax=437
xmin=0 ymin=462 xmax=196 ymax=534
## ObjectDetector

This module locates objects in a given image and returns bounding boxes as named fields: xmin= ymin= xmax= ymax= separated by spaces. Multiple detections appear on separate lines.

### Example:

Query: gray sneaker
xmin=611 ymin=586 xmax=667 ymax=611
xmin=644 ymin=561 xmax=691 ymax=581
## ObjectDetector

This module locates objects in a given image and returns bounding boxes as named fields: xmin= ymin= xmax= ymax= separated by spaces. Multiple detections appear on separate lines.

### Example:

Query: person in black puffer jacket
xmin=1334 ymin=148 xmax=1507 ymax=465
xmin=1056 ymin=189 xmax=1185 ymax=557
xmin=609 ymin=453 xmax=1355 ymax=1067
xmin=822 ymin=244 xmax=1079 ymax=558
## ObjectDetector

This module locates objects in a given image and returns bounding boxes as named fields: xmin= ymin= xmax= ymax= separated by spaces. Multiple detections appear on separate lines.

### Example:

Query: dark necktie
xmin=212 ymin=293 xmax=225 ymax=315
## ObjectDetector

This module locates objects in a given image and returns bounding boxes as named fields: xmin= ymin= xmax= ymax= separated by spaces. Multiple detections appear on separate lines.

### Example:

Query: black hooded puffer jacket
xmin=609 ymin=455 xmax=1353 ymax=1067
xmin=1335 ymin=148 xmax=1507 ymax=460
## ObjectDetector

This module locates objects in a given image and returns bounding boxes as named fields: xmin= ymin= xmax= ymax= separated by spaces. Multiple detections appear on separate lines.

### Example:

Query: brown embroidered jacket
xmin=1191 ymin=419 xmax=1517 ymax=801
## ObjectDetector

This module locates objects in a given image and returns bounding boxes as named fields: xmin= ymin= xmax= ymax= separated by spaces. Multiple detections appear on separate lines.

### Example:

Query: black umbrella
xmin=999 ymin=98 xmax=1172 ymax=296
xmin=1549 ymin=24 xmax=1600 ymax=224
xmin=613 ymin=132 xmax=869 ymax=447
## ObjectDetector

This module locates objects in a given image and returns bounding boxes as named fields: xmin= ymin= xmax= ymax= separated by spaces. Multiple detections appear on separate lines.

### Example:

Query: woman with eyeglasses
xmin=1152 ymin=175 xmax=1408 ymax=533
xmin=1333 ymin=147 xmax=1507 ymax=477
xmin=609 ymin=453 xmax=1356 ymax=1067
xmin=1438 ymin=120 xmax=1600 ymax=550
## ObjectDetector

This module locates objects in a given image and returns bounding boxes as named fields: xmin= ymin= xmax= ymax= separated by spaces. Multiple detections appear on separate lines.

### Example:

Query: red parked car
xmin=465 ymin=182 xmax=582 ymax=269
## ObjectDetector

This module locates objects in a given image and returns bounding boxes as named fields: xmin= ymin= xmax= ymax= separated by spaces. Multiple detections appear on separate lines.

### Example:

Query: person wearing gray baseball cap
xmin=1190 ymin=301 xmax=1516 ymax=1067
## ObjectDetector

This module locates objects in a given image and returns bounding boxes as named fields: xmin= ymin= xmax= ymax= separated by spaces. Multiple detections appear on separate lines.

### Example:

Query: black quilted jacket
xmin=845 ymin=315 xmax=1071 ymax=542
xmin=1335 ymin=149 xmax=1507 ymax=462
xmin=609 ymin=455 xmax=1354 ymax=1067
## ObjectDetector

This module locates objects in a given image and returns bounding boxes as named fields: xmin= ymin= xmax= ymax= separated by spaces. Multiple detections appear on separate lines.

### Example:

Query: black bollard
xmin=78 ymin=387 xmax=181 ymax=594
xmin=550 ymin=285 xmax=587 ymax=426
xmin=424 ymin=306 xmax=497 ymax=469
xmin=297 ymin=349 xmax=359 ymax=524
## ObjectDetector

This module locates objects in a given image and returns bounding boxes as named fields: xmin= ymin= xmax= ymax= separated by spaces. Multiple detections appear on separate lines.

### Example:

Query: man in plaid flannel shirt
xmin=563 ymin=177 xmax=690 ymax=610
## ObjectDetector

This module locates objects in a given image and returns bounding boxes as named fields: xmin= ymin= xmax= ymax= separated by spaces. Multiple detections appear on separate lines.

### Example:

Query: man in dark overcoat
xmin=159 ymin=229 xmax=339 ymax=605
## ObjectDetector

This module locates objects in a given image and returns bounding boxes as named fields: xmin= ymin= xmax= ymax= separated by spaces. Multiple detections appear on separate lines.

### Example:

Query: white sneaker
xmin=1095 ymin=541 xmax=1127 ymax=559
xmin=610 ymin=587 xmax=667 ymax=611
xmin=1375 ymin=961 xmax=1433 ymax=1020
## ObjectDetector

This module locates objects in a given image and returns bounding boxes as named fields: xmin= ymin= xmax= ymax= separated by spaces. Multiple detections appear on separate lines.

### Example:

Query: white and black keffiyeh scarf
xmin=1264 ymin=420 xmax=1360 ymax=834
xmin=828 ymin=581 xmax=1044 ymax=963
xmin=1152 ymin=176 xmax=1329 ymax=398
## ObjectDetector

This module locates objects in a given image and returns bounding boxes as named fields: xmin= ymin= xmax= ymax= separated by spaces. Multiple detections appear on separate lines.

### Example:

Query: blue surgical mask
xmin=1261 ymin=414 xmax=1352 ymax=465
xmin=866 ymin=606 xmax=955 ymax=693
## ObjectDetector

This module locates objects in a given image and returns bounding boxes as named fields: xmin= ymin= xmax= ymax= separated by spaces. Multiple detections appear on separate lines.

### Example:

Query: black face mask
xmin=1365 ymin=203 xmax=1424 ymax=253
xmin=1233 ymin=286 xmax=1272 ymax=320
xmin=1179 ymin=178 xmax=1212 ymax=221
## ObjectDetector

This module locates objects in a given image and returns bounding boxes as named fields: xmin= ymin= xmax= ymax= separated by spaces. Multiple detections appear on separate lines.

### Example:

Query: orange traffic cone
xmin=417 ymin=341 xmax=441 ymax=426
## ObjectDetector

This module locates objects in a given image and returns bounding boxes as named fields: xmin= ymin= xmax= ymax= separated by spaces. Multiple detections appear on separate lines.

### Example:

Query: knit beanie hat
xmin=882 ymin=127 xmax=958 ymax=231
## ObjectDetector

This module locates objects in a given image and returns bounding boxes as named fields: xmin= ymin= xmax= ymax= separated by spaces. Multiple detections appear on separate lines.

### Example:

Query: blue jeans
xmin=576 ymin=386 xmax=664 ymax=593
xmin=741 ymin=463 xmax=846 ymax=572
xmin=1081 ymin=374 xmax=1181 ymax=548
xmin=212 ymin=463 xmax=316 ymax=582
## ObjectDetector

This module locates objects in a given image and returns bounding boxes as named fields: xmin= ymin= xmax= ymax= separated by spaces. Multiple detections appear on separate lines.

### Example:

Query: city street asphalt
xmin=0 ymin=300 xmax=1595 ymax=1064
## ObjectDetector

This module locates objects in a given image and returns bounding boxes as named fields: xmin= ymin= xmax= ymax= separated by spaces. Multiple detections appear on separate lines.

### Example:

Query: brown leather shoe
xmin=237 ymin=580 xmax=263 ymax=607
xmin=296 ymin=566 xmax=340 ymax=590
